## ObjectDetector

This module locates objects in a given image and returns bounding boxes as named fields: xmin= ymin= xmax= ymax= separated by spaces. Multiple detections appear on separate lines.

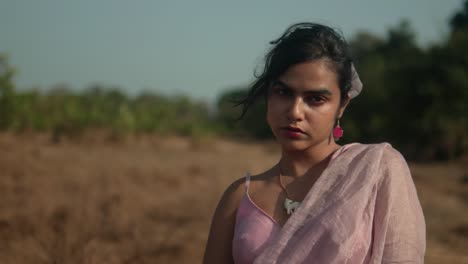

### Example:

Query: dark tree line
xmin=218 ymin=2 xmax=468 ymax=160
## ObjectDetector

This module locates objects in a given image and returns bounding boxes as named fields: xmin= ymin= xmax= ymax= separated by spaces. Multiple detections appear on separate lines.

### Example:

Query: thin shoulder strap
xmin=244 ymin=172 xmax=250 ymax=192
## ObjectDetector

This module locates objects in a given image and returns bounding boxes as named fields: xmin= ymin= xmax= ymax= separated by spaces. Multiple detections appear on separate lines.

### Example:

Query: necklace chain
xmin=278 ymin=147 xmax=342 ymax=215
xmin=278 ymin=166 xmax=291 ymax=199
xmin=279 ymin=164 xmax=301 ymax=215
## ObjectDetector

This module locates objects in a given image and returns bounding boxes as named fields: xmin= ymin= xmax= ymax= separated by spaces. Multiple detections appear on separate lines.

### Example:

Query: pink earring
xmin=333 ymin=119 xmax=344 ymax=141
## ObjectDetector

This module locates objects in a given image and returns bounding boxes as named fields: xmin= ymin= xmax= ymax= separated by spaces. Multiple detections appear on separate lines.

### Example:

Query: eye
xmin=271 ymin=85 xmax=291 ymax=97
xmin=305 ymin=95 xmax=326 ymax=105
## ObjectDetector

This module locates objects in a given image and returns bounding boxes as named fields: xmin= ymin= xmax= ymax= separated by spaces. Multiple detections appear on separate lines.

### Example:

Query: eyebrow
xmin=274 ymin=80 xmax=333 ymax=96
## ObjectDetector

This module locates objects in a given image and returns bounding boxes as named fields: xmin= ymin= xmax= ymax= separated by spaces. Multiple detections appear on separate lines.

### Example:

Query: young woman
xmin=203 ymin=23 xmax=425 ymax=264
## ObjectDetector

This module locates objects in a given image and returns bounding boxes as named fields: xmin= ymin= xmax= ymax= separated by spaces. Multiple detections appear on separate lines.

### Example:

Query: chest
xmin=250 ymin=176 xmax=318 ymax=226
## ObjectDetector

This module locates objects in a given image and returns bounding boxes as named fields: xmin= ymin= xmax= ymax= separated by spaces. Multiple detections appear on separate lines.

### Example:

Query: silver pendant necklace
xmin=279 ymin=165 xmax=301 ymax=215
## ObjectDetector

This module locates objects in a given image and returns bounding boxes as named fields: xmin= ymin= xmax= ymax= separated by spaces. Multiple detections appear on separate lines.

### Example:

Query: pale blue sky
xmin=0 ymin=0 xmax=464 ymax=102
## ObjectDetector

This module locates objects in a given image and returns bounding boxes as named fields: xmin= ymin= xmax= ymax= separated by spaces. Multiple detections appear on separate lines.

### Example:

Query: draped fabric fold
xmin=253 ymin=143 xmax=425 ymax=264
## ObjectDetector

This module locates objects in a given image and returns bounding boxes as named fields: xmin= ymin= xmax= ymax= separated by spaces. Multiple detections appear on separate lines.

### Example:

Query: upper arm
xmin=374 ymin=146 xmax=426 ymax=263
xmin=203 ymin=178 xmax=245 ymax=264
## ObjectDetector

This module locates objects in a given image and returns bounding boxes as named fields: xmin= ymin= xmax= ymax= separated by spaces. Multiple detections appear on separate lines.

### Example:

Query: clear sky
xmin=0 ymin=0 xmax=464 ymax=103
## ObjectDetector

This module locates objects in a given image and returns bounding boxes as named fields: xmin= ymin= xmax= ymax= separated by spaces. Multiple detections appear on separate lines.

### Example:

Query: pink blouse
xmin=232 ymin=174 xmax=280 ymax=264
xmin=232 ymin=144 xmax=357 ymax=264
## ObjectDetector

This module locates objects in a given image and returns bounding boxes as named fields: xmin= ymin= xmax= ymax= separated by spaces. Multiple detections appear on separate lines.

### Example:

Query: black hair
xmin=237 ymin=22 xmax=354 ymax=119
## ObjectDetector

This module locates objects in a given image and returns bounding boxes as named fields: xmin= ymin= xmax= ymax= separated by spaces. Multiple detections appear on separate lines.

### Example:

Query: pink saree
xmin=253 ymin=143 xmax=426 ymax=264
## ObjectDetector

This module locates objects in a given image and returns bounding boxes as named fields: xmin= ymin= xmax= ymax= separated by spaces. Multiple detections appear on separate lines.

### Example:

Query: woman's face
xmin=266 ymin=59 xmax=349 ymax=152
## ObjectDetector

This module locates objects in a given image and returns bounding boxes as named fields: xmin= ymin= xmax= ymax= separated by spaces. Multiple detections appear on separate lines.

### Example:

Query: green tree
xmin=450 ymin=0 xmax=468 ymax=33
xmin=0 ymin=54 xmax=17 ymax=129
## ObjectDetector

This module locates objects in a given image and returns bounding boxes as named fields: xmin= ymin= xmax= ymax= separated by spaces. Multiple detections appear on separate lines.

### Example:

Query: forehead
xmin=278 ymin=60 xmax=340 ymax=93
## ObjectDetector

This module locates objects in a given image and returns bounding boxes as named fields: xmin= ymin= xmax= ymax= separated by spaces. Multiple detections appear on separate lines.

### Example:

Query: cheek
xmin=303 ymin=107 xmax=337 ymax=128
xmin=266 ymin=99 xmax=280 ymax=126
xmin=313 ymin=103 xmax=340 ymax=119
xmin=266 ymin=96 xmax=284 ymax=113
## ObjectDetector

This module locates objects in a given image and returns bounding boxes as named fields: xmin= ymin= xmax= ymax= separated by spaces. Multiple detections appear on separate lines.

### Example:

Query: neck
xmin=279 ymin=141 xmax=341 ymax=178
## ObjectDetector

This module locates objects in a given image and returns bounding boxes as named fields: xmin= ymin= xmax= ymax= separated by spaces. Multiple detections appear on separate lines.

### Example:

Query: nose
xmin=286 ymin=97 xmax=304 ymax=123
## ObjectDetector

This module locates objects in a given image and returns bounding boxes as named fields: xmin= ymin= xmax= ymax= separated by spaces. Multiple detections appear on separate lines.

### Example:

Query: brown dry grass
xmin=0 ymin=132 xmax=467 ymax=264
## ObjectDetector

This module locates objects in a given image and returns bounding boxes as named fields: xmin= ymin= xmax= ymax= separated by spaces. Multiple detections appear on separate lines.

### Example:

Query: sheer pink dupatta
xmin=254 ymin=143 xmax=425 ymax=264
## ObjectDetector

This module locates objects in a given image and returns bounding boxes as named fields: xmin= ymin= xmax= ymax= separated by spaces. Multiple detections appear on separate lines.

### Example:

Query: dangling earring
xmin=333 ymin=119 xmax=344 ymax=141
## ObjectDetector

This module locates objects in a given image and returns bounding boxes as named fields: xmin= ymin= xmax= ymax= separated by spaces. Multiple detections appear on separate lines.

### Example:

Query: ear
xmin=337 ymin=95 xmax=351 ymax=119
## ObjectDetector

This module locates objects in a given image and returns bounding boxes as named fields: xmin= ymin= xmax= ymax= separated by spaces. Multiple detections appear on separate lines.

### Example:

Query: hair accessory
xmin=333 ymin=119 xmax=344 ymax=141
xmin=349 ymin=64 xmax=363 ymax=99
xmin=279 ymin=165 xmax=301 ymax=215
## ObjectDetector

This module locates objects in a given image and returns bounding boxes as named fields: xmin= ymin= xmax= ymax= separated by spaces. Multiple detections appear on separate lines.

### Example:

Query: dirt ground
xmin=0 ymin=132 xmax=467 ymax=263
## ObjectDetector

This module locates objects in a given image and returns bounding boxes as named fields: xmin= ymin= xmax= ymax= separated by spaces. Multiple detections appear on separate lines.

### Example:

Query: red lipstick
xmin=285 ymin=126 xmax=304 ymax=133
xmin=281 ymin=126 xmax=305 ymax=138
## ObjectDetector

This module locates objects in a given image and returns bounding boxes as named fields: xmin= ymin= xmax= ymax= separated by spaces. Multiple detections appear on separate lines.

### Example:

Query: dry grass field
xmin=0 ymin=132 xmax=467 ymax=263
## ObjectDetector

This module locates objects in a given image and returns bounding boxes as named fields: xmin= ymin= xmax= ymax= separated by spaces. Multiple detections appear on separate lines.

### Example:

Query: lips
xmin=282 ymin=126 xmax=305 ymax=134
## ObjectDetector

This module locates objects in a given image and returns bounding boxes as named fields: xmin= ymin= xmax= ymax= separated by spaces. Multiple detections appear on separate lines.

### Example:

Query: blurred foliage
xmin=0 ymin=54 xmax=17 ymax=130
xmin=343 ymin=4 xmax=468 ymax=160
xmin=0 ymin=69 xmax=215 ymax=141
xmin=216 ymin=88 xmax=271 ymax=139
xmin=0 ymin=1 xmax=467 ymax=160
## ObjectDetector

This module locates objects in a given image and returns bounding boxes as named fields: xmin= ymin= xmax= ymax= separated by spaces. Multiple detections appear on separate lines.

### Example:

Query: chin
xmin=276 ymin=138 xmax=312 ymax=152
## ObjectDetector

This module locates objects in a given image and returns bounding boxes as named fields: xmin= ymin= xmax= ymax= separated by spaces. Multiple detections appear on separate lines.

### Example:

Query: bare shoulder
xmin=203 ymin=174 xmax=248 ymax=263
xmin=211 ymin=168 xmax=274 ymax=220
xmin=249 ymin=167 xmax=277 ymax=189
xmin=216 ymin=176 xmax=247 ymax=213
xmin=217 ymin=169 xmax=274 ymax=208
